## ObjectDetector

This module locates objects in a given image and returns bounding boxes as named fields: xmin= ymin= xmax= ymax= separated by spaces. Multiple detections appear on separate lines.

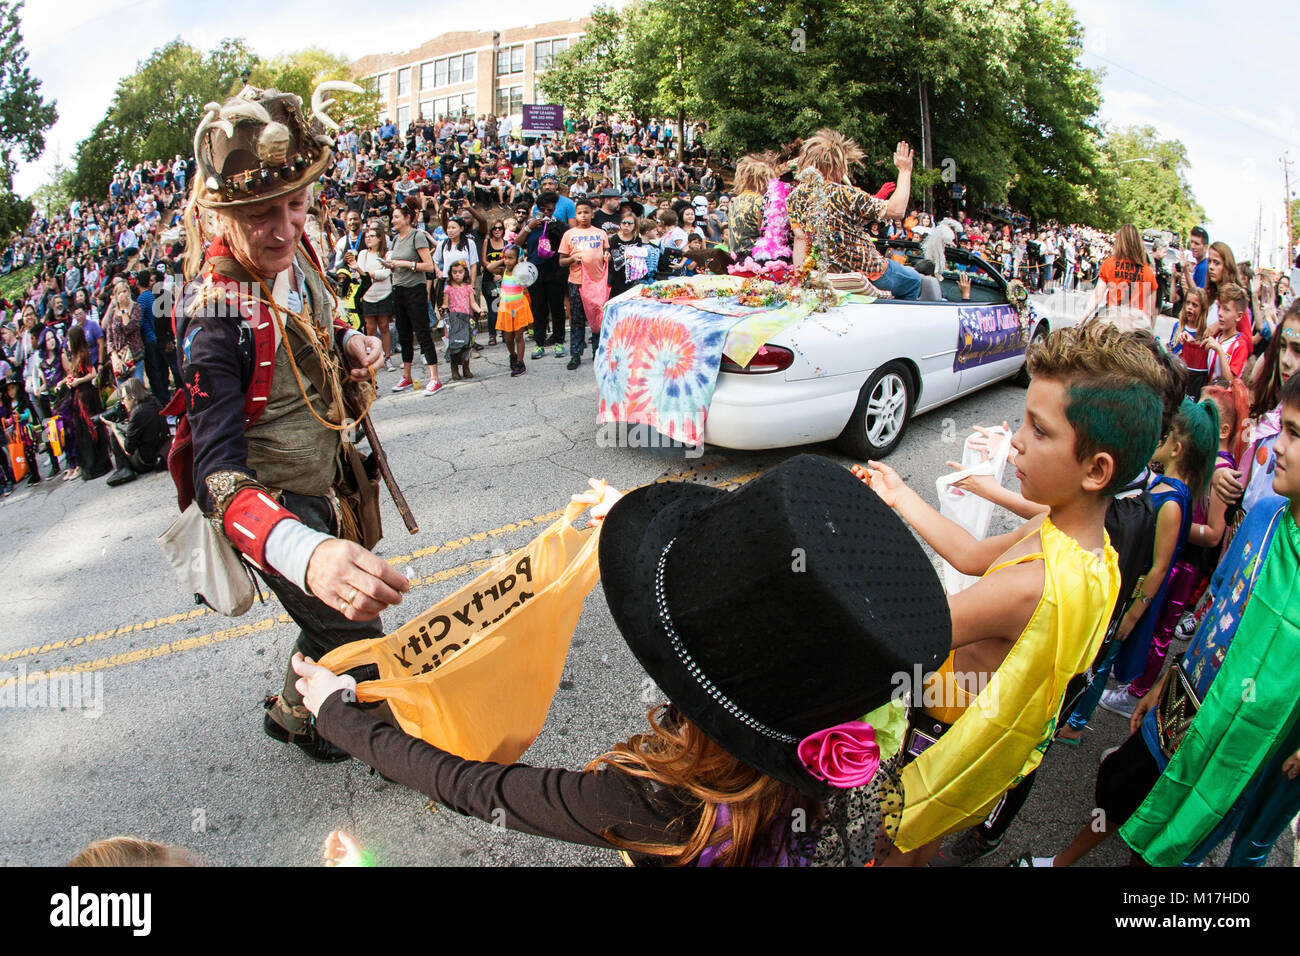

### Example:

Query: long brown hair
xmin=588 ymin=705 xmax=817 ymax=866
xmin=1111 ymin=223 xmax=1146 ymax=269
xmin=1251 ymin=300 xmax=1300 ymax=418
xmin=734 ymin=153 xmax=775 ymax=195
xmin=1207 ymin=240 xmax=1239 ymax=303
xmin=1180 ymin=286 xmax=1208 ymax=335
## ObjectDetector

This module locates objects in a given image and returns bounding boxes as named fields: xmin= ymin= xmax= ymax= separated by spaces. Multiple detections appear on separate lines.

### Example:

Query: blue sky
xmin=16 ymin=0 xmax=1298 ymax=266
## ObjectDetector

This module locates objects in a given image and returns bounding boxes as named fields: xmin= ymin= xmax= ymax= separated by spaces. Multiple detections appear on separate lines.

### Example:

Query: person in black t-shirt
xmin=591 ymin=189 xmax=623 ymax=235
xmin=608 ymin=213 xmax=652 ymax=298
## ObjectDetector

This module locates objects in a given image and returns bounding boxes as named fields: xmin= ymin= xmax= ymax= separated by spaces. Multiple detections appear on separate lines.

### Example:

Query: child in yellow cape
xmin=853 ymin=323 xmax=1166 ymax=865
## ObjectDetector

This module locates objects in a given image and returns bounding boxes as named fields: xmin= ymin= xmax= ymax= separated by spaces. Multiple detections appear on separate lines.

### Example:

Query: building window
xmin=419 ymin=100 xmax=432 ymax=121
xmin=495 ymin=85 xmax=523 ymax=117
xmin=497 ymin=44 xmax=524 ymax=76
xmin=397 ymin=68 xmax=411 ymax=97
xmin=397 ymin=105 xmax=410 ymax=129
xmin=420 ymin=61 xmax=435 ymax=89
xmin=435 ymin=58 xmax=448 ymax=87
xmin=435 ymin=94 xmax=475 ymax=119
xmin=462 ymin=53 xmax=475 ymax=82
xmin=373 ymin=73 xmax=389 ymax=96
xmin=535 ymin=38 xmax=569 ymax=72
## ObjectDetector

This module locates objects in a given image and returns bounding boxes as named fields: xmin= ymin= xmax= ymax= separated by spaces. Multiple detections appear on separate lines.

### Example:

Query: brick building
xmin=349 ymin=18 xmax=589 ymax=129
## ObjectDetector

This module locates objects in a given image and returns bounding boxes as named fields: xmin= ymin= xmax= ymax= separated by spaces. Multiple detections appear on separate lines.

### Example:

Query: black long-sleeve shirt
xmin=316 ymin=690 xmax=701 ymax=861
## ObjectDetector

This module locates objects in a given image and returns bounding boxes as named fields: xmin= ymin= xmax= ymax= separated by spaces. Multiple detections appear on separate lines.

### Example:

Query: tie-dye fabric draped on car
xmin=595 ymin=297 xmax=737 ymax=446
xmin=595 ymin=276 xmax=850 ymax=446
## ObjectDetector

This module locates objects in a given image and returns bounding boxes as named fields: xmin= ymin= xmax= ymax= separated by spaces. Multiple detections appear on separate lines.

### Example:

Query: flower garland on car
xmin=1005 ymin=278 xmax=1031 ymax=331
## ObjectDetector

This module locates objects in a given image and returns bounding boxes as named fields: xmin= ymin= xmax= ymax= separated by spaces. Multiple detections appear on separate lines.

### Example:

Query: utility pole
xmin=1253 ymin=203 xmax=1261 ymax=266
xmin=1283 ymin=152 xmax=1295 ymax=266
xmin=918 ymin=78 xmax=933 ymax=216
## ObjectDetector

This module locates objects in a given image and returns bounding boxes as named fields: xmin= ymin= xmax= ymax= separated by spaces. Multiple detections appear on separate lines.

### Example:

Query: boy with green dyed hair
xmin=857 ymin=323 xmax=1167 ymax=864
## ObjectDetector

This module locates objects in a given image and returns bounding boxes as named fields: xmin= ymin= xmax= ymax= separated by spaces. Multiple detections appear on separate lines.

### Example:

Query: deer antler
xmin=194 ymin=102 xmax=235 ymax=192
xmin=310 ymin=81 xmax=364 ymax=132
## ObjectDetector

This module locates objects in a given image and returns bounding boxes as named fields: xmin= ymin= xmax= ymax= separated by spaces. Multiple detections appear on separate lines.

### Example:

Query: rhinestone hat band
xmin=654 ymin=538 xmax=800 ymax=745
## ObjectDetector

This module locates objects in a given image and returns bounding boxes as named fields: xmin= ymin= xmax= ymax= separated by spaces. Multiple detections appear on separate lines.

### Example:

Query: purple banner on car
xmin=953 ymin=304 xmax=1027 ymax=372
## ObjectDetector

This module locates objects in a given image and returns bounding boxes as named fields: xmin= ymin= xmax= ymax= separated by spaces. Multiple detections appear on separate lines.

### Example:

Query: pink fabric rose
xmin=798 ymin=721 xmax=880 ymax=789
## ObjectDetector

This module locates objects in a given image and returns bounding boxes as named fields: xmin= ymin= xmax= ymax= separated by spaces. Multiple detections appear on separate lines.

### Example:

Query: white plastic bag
xmin=935 ymin=426 xmax=1012 ymax=594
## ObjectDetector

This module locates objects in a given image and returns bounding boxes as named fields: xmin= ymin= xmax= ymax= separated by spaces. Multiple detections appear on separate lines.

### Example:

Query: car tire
xmin=1013 ymin=320 xmax=1048 ymax=387
xmin=835 ymin=361 xmax=913 ymax=460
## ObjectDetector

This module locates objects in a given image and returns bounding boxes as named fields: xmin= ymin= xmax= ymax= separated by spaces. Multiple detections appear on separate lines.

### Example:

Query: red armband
xmin=223 ymin=487 xmax=299 ymax=569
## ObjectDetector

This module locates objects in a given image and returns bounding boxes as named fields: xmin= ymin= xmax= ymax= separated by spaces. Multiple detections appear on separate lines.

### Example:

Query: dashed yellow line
xmin=0 ymin=554 xmax=513 ymax=689
xmin=0 ymin=607 xmax=214 ymax=664
xmin=0 ymin=458 xmax=753 ymax=680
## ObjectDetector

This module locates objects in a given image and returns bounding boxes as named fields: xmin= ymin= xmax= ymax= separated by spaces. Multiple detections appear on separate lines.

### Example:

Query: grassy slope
xmin=1 ymin=264 xmax=38 ymax=302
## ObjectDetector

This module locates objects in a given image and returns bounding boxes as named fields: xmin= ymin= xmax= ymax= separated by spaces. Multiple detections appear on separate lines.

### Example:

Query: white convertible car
xmin=704 ymin=242 xmax=1049 ymax=459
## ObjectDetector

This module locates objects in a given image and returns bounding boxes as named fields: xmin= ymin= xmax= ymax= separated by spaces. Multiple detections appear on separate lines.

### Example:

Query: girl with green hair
xmin=1061 ymin=397 xmax=1220 ymax=734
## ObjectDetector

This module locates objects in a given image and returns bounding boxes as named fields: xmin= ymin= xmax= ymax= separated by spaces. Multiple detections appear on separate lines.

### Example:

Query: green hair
xmin=1065 ymin=379 xmax=1164 ymax=495
xmin=1169 ymin=397 xmax=1221 ymax=501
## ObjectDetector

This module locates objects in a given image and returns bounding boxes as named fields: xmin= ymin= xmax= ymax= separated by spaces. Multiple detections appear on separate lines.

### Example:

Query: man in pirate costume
xmin=169 ymin=83 xmax=410 ymax=761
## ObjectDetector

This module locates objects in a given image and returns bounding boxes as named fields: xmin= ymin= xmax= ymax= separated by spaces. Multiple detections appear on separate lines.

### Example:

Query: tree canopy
xmin=69 ymin=40 xmax=379 ymax=199
xmin=1100 ymin=125 xmax=1206 ymax=239
xmin=541 ymin=0 xmax=1119 ymax=227
xmin=0 ymin=0 xmax=58 ymax=240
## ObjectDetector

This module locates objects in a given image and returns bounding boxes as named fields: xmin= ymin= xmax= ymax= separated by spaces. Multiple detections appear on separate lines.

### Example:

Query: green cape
xmin=1120 ymin=505 xmax=1300 ymax=865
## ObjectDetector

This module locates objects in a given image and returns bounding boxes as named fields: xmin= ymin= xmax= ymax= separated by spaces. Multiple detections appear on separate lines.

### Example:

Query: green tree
xmin=537 ymin=6 xmax=630 ymax=117
xmin=70 ymin=38 xmax=253 ymax=197
xmin=247 ymin=47 xmax=380 ymax=129
xmin=540 ymin=0 xmax=1115 ymax=225
xmin=1101 ymin=125 xmax=1206 ymax=237
xmin=0 ymin=0 xmax=57 ymax=240
xmin=29 ymin=151 xmax=74 ymax=218
xmin=70 ymin=40 xmax=375 ymax=199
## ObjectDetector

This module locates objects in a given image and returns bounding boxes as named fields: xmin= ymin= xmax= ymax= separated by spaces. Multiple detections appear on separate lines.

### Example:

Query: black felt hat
xmin=599 ymin=453 xmax=951 ymax=795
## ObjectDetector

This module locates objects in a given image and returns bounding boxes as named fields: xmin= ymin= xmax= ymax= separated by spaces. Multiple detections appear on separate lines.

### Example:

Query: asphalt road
xmin=0 ymin=292 xmax=1292 ymax=867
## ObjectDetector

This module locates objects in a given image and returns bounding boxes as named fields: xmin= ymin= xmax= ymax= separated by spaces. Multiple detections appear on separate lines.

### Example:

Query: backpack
xmin=1100 ymin=474 xmax=1157 ymax=643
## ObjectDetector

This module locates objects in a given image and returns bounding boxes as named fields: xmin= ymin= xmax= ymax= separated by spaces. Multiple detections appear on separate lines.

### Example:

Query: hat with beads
xmin=192 ymin=82 xmax=361 ymax=208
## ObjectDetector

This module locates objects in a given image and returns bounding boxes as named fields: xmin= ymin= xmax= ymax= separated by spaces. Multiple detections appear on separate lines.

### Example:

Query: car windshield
xmin=879 ymin=240 xmax=1008 ymax=304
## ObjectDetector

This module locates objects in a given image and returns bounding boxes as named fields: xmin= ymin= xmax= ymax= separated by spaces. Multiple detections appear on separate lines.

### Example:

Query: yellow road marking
xmin=0 ymin=458 xmax=756 ymax=680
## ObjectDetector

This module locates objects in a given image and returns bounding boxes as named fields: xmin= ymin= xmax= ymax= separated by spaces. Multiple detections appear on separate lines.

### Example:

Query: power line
xmin=1082 ymin=47 xmax=1297 ymax=150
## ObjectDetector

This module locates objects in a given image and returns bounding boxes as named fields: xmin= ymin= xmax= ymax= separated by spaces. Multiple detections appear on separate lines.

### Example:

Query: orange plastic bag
xmin=319 ymin=496 xmax=605 ymax=763
xmin=8 ymin=440 xmax=26 ymax=481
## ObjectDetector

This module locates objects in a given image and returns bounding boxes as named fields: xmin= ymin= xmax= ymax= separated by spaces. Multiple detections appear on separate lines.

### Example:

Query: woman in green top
xmin=381 ymin=199 xmax=443 ymax=395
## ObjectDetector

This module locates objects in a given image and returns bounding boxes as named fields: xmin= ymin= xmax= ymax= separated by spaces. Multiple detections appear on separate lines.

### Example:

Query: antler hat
xmin=192 ymin=82 xmax=361 ymax=208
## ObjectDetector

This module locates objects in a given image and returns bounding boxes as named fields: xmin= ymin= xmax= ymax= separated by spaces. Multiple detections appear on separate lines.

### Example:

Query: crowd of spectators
xmin=4 ymin=104 xmax=1296 ymax=496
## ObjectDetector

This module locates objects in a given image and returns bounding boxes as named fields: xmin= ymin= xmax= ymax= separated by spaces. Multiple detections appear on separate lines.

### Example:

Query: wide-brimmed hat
xmin=192 ymin=82 xmax=361 ymax=208
xmin=600 ymin=454 xmax=950 ymax=795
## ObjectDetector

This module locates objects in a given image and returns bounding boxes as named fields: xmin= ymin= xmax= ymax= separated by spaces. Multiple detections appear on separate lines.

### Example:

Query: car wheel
xmin=836 ymin=361 xmax=913 ymax=460
xmin=1013 ymin=320 xmax=1048 ymax=387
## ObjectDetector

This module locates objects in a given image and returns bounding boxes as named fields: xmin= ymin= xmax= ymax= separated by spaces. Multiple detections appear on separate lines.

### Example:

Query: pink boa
xmin=751 ymin=178 xmax=793 ymax=262
xmin=727 ymin=257 xmax=792 ymax=281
